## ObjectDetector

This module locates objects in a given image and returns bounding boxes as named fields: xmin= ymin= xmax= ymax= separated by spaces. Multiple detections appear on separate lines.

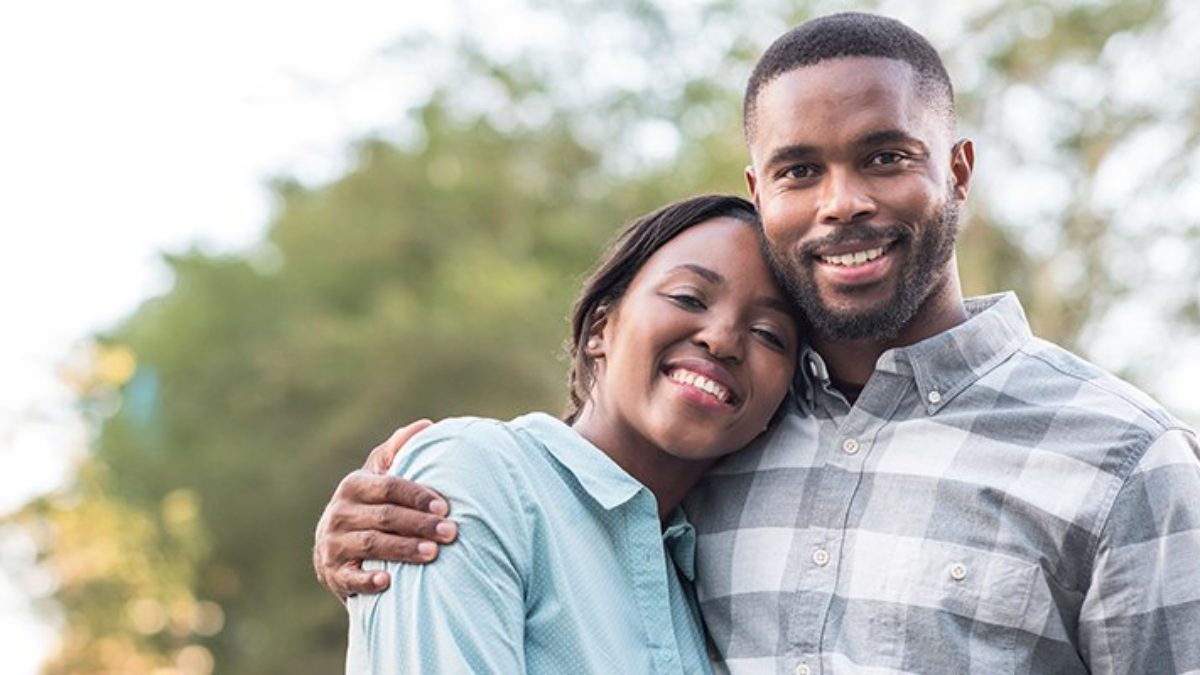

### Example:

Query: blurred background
xmin=2 ymin=0 xmax=1198 ymax=673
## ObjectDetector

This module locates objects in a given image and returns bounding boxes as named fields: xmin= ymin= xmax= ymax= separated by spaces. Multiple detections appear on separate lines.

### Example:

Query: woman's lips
xmin=661 ymin=357 xmax=740 ymax=409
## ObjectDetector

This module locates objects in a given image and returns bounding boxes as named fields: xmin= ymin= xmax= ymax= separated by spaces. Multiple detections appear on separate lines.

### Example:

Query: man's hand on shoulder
xmin=312 ymin=420 xmax=459 ymax=601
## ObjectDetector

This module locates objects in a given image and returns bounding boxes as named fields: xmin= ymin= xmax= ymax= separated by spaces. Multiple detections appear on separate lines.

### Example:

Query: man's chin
xmin=805 ymin=296 xmax=908 ymax=342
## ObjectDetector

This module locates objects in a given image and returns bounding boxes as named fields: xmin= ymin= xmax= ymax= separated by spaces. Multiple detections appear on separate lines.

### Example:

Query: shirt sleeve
xmin=345 ymin=419 xmax=531 ymax=675
xmin=1079 ymin=427 xmax=1200 ymax=674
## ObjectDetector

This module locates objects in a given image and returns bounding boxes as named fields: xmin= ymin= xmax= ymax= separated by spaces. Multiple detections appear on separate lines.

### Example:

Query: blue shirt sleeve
xmin=346 ymin=419 xmax=532 ymax=674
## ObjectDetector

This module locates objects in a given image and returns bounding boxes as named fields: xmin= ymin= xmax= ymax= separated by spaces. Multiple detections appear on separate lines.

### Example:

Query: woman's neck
xmin=571 ymin=406 xmax=713 ymax=522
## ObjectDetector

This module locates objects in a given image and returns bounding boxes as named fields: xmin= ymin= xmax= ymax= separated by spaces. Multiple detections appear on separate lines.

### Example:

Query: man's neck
xmin=813 ymin=277 xmax=969 ymax=394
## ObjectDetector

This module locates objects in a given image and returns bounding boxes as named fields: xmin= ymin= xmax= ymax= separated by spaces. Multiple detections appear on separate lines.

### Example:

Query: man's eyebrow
xmin=668 ymin=263 xmax=724 ymax=284
xmin=763 ymin=143 xmax=818 ymax=170
xmin=857 ymin=128 xmax=928 ymax=153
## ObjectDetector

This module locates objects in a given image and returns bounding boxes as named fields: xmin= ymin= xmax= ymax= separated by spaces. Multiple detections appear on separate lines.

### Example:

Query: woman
xmin=343 ymin=195 xmax=800 ymax=673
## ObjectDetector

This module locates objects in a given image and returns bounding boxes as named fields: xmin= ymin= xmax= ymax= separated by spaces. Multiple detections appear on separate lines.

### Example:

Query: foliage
xmin=5 ymin=1 xmax=1197 ymax=673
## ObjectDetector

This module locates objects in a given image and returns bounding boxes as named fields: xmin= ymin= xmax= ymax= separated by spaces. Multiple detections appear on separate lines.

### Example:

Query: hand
xmin=312 ymin=420 xmax=459 ymax=601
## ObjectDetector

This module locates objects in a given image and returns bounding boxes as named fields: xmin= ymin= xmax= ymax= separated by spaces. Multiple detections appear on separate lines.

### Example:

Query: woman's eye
xmin=667 ymin=293 xmax=706 ymax=310
xmin=752 ymin=326 xmax=786 ymax=350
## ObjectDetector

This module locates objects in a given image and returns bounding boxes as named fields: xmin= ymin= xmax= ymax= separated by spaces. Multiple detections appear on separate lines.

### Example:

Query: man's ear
xmin=950 ymin=138 xmax=975 ymax=201
xmin=744 ymin=164 xmax=760 ymax=209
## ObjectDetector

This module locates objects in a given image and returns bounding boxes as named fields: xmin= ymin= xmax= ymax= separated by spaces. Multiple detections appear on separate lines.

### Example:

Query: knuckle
xmin=359 ymin=530 xmax=378 ymax=557
xmin=398 ymin=538 xmax=419 ymax=557
xmin=334 ymin=470 xmax=363 ymax=496
xmin=372 ymin=506 xmax=393 ymax=530
xmin=326 ymin=508 xmax=349 ymax=532
xmin=392 ymin=479 xmax=428 ymax=508
xmin=331 ymin=569 xmax=356 ymax=593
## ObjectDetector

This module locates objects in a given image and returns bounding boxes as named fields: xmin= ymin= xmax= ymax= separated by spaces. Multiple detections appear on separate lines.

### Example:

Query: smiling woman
xmin=345 ymin=194 xmax=800 ymax=674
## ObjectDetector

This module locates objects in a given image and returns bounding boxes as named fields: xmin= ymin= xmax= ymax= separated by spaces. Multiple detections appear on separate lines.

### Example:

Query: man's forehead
xmin=757 ymin=57 xmax=918 ymax=120
xmin=748 ymin=57 xmax=944 ymax=159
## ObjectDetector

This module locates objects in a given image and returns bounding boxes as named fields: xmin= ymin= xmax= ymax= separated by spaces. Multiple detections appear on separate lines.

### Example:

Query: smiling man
xmin=314 ymin=12 xmax=1200 ymax=674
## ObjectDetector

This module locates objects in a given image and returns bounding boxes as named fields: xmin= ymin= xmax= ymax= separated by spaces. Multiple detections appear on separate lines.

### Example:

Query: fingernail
xmin=372 ymin=572 xmax=389 ymax=588
xmin=427 ymin=499 xmax=449 ymax=515
xmin=417 ymin=541 xmax=438 ymax=558
xmin=435 ymin=521 xmax=457 ymax=540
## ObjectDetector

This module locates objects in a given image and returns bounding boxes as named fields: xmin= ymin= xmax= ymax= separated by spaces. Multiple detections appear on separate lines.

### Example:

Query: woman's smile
xmin=662 ymin=357 xmax=741 ymax=408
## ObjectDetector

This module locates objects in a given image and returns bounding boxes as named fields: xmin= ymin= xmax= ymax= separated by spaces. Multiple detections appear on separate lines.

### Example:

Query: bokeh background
xmin=2 ymin=0 xmax=1198 ymax=673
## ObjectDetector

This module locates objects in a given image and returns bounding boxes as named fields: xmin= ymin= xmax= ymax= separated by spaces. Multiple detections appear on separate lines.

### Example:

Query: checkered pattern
xmin=686 ymin=293 xmax=1200 ymax=674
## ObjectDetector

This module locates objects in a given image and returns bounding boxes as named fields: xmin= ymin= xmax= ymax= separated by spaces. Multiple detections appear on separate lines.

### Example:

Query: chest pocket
xmin=851 ymin=538 xmax=1039 ymax=671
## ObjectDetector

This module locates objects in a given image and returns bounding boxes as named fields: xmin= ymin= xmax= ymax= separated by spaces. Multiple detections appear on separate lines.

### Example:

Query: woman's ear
xmin=584 ymin=304 xmax=611 ymax=358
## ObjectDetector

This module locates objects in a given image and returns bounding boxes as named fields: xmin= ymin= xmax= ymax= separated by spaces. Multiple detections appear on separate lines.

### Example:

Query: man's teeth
xmin=820 ymin=246 xmax=886 ymax=267
xmin=668 ymin=369 xmax=733 ymax=404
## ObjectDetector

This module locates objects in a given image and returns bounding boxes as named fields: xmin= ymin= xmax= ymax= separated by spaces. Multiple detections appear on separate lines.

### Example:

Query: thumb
xmin=364 ymin=419 xmax=433 ymax=473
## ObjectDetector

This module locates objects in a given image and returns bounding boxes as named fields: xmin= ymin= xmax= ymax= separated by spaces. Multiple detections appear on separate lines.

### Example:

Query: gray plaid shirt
xmin=686 ymin=293 xmax=1200 ymax=675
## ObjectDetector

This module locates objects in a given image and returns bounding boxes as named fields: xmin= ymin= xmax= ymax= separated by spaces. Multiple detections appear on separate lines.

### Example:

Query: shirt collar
xmin=798 ymin=292 xmax=1032 ymax=412
xmin=510 ymin=412 xmax=644 ymax=510
xmin=512 ymin=412 xmax=699 ymax=579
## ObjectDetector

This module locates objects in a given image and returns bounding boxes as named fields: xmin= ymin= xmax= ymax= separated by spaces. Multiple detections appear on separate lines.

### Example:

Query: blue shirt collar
xmin=511 ymin=412 xmax=645 ymax=510
xmin=511 ymin=412 xmax=698 ymax=580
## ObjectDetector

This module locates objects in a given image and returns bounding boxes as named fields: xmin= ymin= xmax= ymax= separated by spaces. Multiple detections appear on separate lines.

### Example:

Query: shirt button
xmin=949 ymin=562 xmax=968 ymax=581
xmin=841 ymin=438 xmax=860 ymax=455
xmin=794 ymin=664 xmax=811 ymax=675
xmin=812 ymin=548 xmax=830 ymax=567
xmin=927 ymin=390 xmax=942 ymax=404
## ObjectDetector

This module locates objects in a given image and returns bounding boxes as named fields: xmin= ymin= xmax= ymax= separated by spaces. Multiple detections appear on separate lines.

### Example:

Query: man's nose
xmin=817 ymin=167 xmax=875 ymax=224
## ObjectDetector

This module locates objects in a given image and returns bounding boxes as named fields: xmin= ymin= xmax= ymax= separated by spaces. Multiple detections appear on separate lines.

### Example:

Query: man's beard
xmin=768 ymin=191 xmax=960 ymax=342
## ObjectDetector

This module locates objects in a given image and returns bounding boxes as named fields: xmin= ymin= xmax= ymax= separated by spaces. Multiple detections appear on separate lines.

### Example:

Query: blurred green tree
xmin=6 ymin=1 xmax=1197 ymax=673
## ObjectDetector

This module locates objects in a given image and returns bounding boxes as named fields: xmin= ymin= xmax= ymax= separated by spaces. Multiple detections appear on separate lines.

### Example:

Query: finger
xmin=382 ymin=475 xmax=452 ymax=520
xmin=343 ymin=530 xmax=443 ymax=565
xmin=327 ymin=503 xmax=457 ymax=543
xmin=333 ymin=471 xmax=451 ymax=520
xmin=336 ymin=468 xmax=451 ymax=514
xmin=330 ymin=564 xmax=394 ymax=598
xmin=364 ymin=419 xmax=434 ymax=474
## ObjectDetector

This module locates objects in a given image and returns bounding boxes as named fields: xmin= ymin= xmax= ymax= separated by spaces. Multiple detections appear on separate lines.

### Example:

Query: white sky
xmin=1 ymin=1 xmax=1197 ymax=673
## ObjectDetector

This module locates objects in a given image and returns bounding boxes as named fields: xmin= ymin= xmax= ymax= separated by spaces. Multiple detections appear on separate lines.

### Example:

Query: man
xmin=315 ymin=12 xmax=1200 ymax=674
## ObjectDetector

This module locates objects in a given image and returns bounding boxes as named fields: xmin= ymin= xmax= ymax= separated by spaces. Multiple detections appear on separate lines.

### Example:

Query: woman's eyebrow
xmin=667 ymin=263 xmax=793 ymax=315
xmin=666 ymin=263 xmax=723 ymax=284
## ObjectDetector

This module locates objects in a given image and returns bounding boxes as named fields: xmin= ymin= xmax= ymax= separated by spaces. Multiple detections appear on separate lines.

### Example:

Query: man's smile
xmin=817 ymin=243 xmax=890 ymax=267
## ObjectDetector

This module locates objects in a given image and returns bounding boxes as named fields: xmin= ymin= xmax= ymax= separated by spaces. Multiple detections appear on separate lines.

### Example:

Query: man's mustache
xmin=798 ymin=223 xmax=910 ymax=258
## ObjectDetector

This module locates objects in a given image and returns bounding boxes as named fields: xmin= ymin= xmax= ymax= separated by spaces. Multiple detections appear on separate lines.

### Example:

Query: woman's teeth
xmin=668 ymin=369 xmax=733 ymax=404
xmin=820 ymin=245 xmax=886 ymax=267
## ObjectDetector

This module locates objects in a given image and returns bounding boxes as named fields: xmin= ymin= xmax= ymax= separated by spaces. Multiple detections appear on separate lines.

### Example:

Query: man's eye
xmin=784 ymin=165 xmax=816 ymax=179
xmin=869 ymin=152 xmax=906 ymax=166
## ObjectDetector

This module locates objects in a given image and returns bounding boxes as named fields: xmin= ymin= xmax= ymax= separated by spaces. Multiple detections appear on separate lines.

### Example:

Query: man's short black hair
xmin=744 ymin=12 xmax=955 ymax=140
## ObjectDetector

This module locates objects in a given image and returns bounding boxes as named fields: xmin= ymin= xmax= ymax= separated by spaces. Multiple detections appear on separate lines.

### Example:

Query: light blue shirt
xmin=346 ymin=413 xmax=713 ymax=674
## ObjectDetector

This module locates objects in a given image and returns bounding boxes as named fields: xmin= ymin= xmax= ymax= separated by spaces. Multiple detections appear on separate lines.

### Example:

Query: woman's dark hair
xmin=563 ymin=194 xmax=768 ymax=423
